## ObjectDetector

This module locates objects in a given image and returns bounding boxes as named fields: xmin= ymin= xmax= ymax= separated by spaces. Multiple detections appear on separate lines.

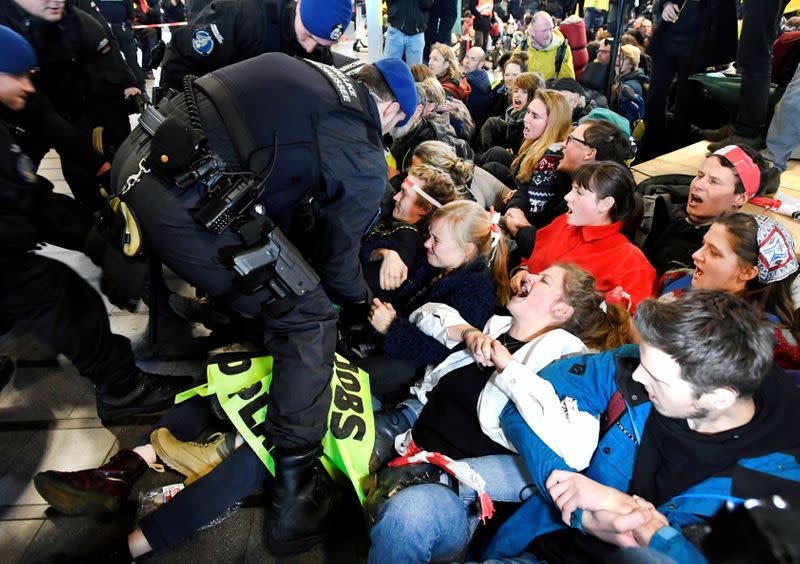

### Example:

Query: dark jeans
xmin=0 ymin=252 xmax=138 ymax=394
xmin=733 ymin=0 xmax=789 ymax=138
xmin=116 ymin=127 xmax=337 ymax=450
xmin=136 ymin=397 xmax=269 ymax=551
xmin=424 ymin=0 xmax=458 ymax=61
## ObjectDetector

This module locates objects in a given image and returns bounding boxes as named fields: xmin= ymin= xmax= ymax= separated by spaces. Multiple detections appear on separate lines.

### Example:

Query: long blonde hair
xmin=431 ymin=201 xmax=511 ymax=305
xmin=511 ymin=89 xmax=572 ymax=184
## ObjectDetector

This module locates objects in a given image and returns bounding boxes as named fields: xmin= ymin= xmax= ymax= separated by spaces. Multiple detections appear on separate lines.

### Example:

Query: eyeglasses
xmin=566 ymin=135 xmax=591 ymax=148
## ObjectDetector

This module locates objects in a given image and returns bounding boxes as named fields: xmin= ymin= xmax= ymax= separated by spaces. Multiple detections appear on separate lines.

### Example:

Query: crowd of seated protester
xmin=27 ymin=1 xmax=800 ymax=561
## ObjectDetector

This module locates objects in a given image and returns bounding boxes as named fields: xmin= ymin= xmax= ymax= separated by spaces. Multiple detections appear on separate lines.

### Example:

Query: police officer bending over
xmin=34 ymin=52 xmax=417 ymax=555
xmin=0 ymin=0 xmax=140 ymax=211
xmin=0 ymin=26 xmax=191 ymax=424
xmin=159 ymin=0 xmax=352 ymax=91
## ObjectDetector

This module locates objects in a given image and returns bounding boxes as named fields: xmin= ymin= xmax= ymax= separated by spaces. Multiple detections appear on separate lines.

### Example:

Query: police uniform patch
xmin=192 ymin=29 xmax=215 ymax=55
xmin=210 ymin=23 xmax=224 ymax=44
xmin=11 ymin=144 xmax=37 ymax=184
xmin=329 ymin=23 xmax=344 ymax=41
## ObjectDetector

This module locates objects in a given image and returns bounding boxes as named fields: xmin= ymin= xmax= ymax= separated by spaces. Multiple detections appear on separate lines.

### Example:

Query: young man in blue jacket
xmin=484 ymin=290 xmax=800 ymax=562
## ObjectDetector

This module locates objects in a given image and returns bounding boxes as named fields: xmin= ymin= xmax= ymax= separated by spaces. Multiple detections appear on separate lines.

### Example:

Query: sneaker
xmin=168 ymin=294 xmax=231 ymax=329
xmin=150 ymin=428 xmax=235 ymax=484
xmin=96 ymin=371 xmax=195 ymax=425
xmin=33 ymin=450 xmax=156 ymax=516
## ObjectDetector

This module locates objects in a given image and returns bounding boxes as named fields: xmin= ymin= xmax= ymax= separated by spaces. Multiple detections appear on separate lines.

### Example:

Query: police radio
xmin=190 ymin=174 xmax=264 ymax=235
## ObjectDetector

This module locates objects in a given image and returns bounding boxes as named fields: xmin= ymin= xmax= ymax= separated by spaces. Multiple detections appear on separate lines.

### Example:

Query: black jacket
xmin=0 ymin=117 xmax=91 ymax=256
xmin=0 ymin=0 xmax=137 ymax=116
xmin=160 ymin=0 xmax=334 ymax=91
xmin=386 ymin=0 xmax=434 ymax=36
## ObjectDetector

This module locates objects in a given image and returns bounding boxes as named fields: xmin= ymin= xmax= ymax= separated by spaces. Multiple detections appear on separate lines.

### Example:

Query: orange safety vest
xmin=476 ymin=0 xmax=493 ymax=17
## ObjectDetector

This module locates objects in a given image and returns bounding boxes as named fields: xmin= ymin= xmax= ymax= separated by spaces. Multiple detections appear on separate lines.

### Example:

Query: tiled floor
xmin=0 ymin=37 xmax=371 ymax=563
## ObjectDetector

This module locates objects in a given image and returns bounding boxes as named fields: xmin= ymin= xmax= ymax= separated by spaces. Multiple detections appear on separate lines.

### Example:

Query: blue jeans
xmin=368 ymin=454 xmax=534 ymax=564
xmin=763 ymin=63 xmax=800 ymax=171
xmin=384 ymin=26 xmax=425 ymax=66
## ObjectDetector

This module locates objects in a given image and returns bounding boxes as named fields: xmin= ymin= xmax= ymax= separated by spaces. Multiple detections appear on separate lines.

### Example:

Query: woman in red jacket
xmin=512 ymin=160 xmax=656 ymax=308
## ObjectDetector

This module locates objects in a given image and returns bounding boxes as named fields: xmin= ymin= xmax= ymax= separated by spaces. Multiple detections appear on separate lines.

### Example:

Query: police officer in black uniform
xmin=33 ymin=51 xmax=416 ymax=555
xmin=0 ymin=0 xmax=140 ymax=211
xmin=97 ymin=0 xmax=147 ymax=91
xmin=0 ymin=26 xmax=190 ymax=424
xmin=159 ymin=0 xmax=352 ymax=91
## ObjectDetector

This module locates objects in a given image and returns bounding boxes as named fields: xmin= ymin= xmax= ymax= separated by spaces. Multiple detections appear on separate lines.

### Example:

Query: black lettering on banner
xmin=238 ymin=383 xmax=268 ymax=426
xmin=336 ymin=370 xmax=361 ymax=393
xmin=217 ymin=358 xmax=252 ymax=375
xmin=333 ymin=384 xmax=364 ymax=413
xmin=330 ymin=411 xmax=367 ymax=441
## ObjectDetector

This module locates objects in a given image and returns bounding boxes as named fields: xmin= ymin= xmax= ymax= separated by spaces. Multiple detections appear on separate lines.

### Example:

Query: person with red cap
xmin=641 ymin=144 xmax=770 ymax=276
xmin=160 ymin=0 xmax=354 ymax=91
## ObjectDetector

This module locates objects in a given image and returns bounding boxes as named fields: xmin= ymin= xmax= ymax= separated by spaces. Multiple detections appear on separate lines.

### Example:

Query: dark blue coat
xmin=383 ymin=258 xmax=497 ymax=364
xmin=466 ymin=68 xmax=494 ymax=124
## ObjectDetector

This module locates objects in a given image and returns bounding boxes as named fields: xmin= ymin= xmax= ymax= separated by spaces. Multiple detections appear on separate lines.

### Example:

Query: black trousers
xmin=734 ymin=0 xmax=789 ymax=138
xmin=111 ymin=22 xmax=146 ymax=91
xmin=424 ymin=0 xmax=459 ymax=61
xmin=115 ymin=133 xmax=337 ymax=450
xmin=0 ymin=252 xmax=138 ymax=393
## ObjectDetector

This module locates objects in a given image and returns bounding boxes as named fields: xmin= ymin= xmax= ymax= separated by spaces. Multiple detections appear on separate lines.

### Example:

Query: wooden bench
xmin=631 ymin=141 xmax=800 ymax=243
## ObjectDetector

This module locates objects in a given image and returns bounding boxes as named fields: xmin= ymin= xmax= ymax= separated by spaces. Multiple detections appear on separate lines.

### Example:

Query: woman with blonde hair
xmin=412 ymin=140 xmax=510 ymax=209
xmin=490 ymin=90 xmax=573 ymax=250
xmin=476 ymin=71 xmax=546 ymax=156
xmin=428 ymin=42 xmax=472 ymax=102
xmin=363 ymin=200 xmax=510 ymax=403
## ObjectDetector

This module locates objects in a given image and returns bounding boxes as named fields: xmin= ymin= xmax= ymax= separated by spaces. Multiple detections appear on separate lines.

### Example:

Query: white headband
xmin=403 ymin=177 xmax=443 ymax=209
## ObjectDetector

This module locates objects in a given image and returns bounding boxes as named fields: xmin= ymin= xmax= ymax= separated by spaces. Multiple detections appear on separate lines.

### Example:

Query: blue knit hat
xmin=299 ymin=0 xmax=352 ymax=42
xmin=0 ymin=26 xmax=37 ymax=75
xmin=373 ymin=58 xmax=417 ymax=127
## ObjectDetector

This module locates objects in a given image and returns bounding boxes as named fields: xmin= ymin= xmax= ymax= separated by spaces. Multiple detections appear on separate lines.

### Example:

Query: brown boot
xmin=150 ymin=428 xmax=235 ymax=484
xmin=34 ymin=449 xmax=151 ymax=517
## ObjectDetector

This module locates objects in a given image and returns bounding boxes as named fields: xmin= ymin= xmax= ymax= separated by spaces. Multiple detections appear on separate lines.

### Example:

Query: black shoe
xmin=0 ymin=355 xmax=14 ymax=393
xmin=761 ymin=163 xmax=782 ymax=196
xmin=695 ymin=123 xmax=734 ymax=142
xmin=362 ymin=463 xmax=451 ymax=529
xmin=369 ymin=407 xmax=414 ymax=473
xmin=707 ymin=133 xmax=763 ymax=152
xmin=266 ymin=446 xmax=337 ymax=557
xmin=168 ymin=293 xmax=231 ymax=329
xmin=96 ymin=371 xmax=195 ymax=424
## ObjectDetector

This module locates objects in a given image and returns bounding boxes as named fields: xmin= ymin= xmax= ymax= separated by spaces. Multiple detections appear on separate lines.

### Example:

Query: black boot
xmin=369 ymin=406 xmax=414 ymax=472
xmin=362 ymin=463 xmax=453 ymax=529
xmin=265 ymin=446 xmax=337 ymax=557
xmin=96 ymin=371 xmax=195 ymax=425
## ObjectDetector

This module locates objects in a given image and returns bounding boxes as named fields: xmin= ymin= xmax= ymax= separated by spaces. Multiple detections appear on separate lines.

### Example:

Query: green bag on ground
xmin=175 ymin=353 xmax=375 ymax=503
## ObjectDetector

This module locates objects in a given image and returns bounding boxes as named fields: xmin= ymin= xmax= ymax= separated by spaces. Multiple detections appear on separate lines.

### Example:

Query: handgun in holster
xmin=231 ymin=224 xmax=320 ymax=302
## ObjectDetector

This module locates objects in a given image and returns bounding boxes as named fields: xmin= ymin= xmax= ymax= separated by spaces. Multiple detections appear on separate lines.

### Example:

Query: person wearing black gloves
xmin=0 ymin=26 xmax=190 ymax=424
xmin=159 ymin=0 xmax=352 ymax=91
xmin=0 ymin=0 xmax=141 ymax=211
